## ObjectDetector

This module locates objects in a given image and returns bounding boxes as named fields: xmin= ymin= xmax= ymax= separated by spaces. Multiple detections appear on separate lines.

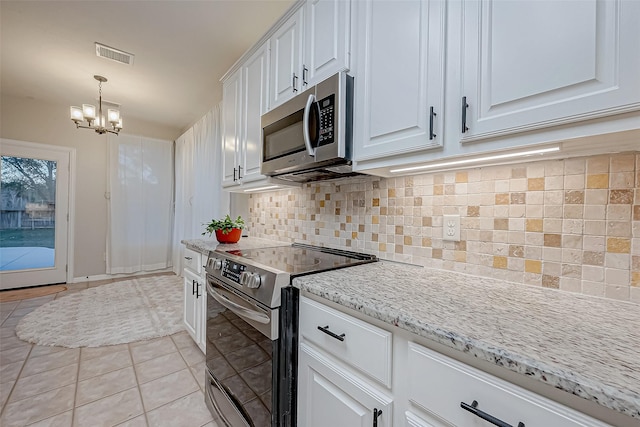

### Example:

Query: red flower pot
xmin=215 ymin=228 xmax=242 ymax=244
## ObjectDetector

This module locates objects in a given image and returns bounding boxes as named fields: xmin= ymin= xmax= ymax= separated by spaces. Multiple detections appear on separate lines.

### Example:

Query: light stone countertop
xmin=292 ymin=261 xmax=640 ymax=421
xmin=182 ymin=237 xmax=290 ymax=254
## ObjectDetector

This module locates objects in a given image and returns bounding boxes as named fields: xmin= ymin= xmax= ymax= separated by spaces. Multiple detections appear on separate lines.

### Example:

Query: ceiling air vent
xmin=95 ymin=43 xmax=135 ymax=66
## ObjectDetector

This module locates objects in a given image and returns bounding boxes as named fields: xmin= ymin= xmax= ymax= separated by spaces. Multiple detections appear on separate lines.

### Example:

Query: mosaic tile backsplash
xmin=247 ymin=152 xmax=640 ymax=304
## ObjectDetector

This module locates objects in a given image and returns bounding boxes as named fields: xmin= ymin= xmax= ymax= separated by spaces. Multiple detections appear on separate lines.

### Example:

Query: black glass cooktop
xmin=223 ymin=243 xmax=377 ymax=276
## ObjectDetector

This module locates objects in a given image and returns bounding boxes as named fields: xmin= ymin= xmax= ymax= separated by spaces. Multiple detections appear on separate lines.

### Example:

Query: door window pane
xmin=0 ymin=156 xmax=56 ymax=271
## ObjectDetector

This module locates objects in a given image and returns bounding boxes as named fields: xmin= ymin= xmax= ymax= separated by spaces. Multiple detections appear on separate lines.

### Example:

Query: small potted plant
xmin=202 ymin=215 xmax=245 ymax=244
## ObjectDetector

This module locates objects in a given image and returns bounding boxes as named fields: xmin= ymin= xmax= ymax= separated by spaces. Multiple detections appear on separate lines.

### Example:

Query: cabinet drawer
xmin=183 ymin=248 xmax=202 ymax=274
xmin=407 ymin=342 xmax=611 ymax=427
xmin=299 ymin=296 xmax=392 ymax=387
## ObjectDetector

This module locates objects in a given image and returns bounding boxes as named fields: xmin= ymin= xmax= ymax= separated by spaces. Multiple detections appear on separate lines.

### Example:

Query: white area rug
xmin=16 ymin=275 xmax=185 ymax=347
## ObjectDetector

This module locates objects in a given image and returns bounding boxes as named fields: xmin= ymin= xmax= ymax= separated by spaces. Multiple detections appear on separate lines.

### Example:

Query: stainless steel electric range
xmin=204 ymin=243 xmax=377 ymax=427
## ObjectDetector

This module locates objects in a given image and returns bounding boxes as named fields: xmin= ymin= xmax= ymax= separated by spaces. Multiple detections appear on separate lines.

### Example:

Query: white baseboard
xmin=72 ymin=268 xmax=175 ymax=283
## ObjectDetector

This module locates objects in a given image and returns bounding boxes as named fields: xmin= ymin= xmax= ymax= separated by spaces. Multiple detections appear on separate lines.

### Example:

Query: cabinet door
xmin=240 ymin=42 xmax=270 ymax=184
xmin=222 ymin=69 xmax=242 ymax=187
xmin=353 ymin=0 xmax=445 ymax=162
xmin=270 ymin=8 xmax=304 ymax=109
xmin=298 ymin=342 xmax=392 ymax=427
xmin=183 ymin=269 xmax=199 ymax=341
xmin=303 ymin=0 xmax=350 ymax=88
xmin=459 ymin=0 xmax=640 ymax=142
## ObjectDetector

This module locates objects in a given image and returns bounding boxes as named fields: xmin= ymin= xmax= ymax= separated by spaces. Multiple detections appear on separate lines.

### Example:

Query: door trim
xmin=1 ymin=138 xmax=76 ymax=287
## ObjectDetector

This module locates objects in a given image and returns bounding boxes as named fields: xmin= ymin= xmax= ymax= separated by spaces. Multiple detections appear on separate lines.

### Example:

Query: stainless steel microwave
xmin=260 ymin=72 xmax=356 ymax=183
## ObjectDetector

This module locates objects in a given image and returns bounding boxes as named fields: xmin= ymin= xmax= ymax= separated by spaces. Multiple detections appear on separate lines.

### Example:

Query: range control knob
xmin=240 ymin=271 xmax=261 ymax=289
xmin=210 ymin=258 xmax=223 ymax=270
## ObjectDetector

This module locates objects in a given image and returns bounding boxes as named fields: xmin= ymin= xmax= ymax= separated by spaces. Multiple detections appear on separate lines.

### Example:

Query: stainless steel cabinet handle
xmin=460 ymin=400 xmax=524 ymax=427
xmin=302 ymin=65 xmax=308 ymax=86
xmin=292 ymin=73 xmax=298 ymax=92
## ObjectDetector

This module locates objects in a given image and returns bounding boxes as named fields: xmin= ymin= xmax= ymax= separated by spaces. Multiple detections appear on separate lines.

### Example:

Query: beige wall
xmin=1 ymin=94 xmax=179 ymax=278
xmin=247 ymin=151 xmax=640 ymax=304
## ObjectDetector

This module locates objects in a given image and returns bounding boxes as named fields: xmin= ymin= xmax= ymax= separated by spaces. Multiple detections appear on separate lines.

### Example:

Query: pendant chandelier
xmin=70 ymin=75 xmax=122 ymax=135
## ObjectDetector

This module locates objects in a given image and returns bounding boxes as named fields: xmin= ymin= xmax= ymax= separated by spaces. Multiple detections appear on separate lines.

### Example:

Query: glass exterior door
xmin=1 ymin=140 xmax=69 ymax=289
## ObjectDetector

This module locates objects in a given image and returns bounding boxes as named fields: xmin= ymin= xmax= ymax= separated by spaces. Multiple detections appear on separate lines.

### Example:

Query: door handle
xmin=192 ymin=279 xmax=196 ymax=295
xmin=237 ymin=165 xmax=242 ymax=180
xmin=292 ymin=73 xmax=298 ymax=92
xmin=303 ymin=94 xmax=317 ymax=156
xmin=196 ymin=282 xmax=201 ymax=298
xmin=233 ymin=167 xmax=237 ymax=181
xmin=302 ymin=65 xmax=308 ymax=86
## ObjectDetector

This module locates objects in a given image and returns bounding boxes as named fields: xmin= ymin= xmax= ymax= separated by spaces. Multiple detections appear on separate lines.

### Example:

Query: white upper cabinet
xmin=302 ymin=0 xmax=351 ymax=88
xmin=269 ymin=0 xmax=351 ymax=109
xmin=222 ymin=69 xmax=242 ymax=187
xmin=269 ymin=8 xmax=304 ymax=108
xmin=241 ymin=42 xmax=270 ymax=184
xmin=458 ymin=0 xmax=640 ymax=142
xmin=352 ymin=0 xmax=446 ymax=162
xmin=222 ymin=42 xmax=270 ymax=189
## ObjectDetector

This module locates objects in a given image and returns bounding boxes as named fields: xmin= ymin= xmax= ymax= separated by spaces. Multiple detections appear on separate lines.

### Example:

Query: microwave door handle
xmin=303 ymin=94 xmax=317 ymax=157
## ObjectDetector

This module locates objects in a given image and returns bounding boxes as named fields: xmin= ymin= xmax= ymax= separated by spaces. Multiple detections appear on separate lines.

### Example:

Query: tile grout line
xmin=129 ymin=341 xmax=151 ymax=427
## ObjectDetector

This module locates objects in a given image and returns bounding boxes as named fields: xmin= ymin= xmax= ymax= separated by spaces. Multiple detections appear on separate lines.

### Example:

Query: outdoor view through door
xmin=0 ymin=140 xmax=70 ymax=289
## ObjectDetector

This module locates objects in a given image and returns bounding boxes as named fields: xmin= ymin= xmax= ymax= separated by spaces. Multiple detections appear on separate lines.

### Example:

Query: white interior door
xmin=1 ymin=139 xmax=71 ymax=289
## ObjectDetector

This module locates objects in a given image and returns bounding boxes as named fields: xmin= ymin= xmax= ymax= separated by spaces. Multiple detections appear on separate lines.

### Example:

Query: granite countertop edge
xmin=294 ymin=271 xmax=640 ymax=420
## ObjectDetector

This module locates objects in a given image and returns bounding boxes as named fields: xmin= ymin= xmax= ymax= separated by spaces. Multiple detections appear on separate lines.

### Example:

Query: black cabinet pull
xmin=196 ymin=282 xmax=201 ymax=298
xmin=237 ymin=165 xmax=242 ymax=180
xmin=317 ymin=325 xmax=345 ymax=341
xmin=233 ymin=167 xmax=237 ymax=181
xmin=460 ymin=400 xmax=524 ymax=427
xmin=292 ymin=73 xmax=298 ymax=92
xmin=373 ymin=408 xmax=382 ymax=427
xmin=462 ymin=96 xmax=469 ymax=133
xmin=302 ymin=66 xmax=308 ymax=86
xmin=192 ymin=279 xmax=196 ymax=295
xmin=429 ymin=106 xmax=437 ymax=140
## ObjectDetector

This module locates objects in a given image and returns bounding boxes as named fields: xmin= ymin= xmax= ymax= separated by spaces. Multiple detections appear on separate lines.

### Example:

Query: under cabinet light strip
xmin=389 ymin=146 xmax=561 ymax=174
xmin=243 ymin=185 xmax=281 ymax=192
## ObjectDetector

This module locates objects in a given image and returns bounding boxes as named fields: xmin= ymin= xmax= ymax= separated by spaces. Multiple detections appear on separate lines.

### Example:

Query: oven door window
xmin=206 ymin=283 xmax=275 ymax=426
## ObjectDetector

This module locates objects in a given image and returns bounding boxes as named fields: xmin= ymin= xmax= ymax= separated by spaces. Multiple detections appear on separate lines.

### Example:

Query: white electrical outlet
xmin=259 ymin=211 xmax=266 ymax=225
xmin=443 ymin=214 xmax=460 ymax=242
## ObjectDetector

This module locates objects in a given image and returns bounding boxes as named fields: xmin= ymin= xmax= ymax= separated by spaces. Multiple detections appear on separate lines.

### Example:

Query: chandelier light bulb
xmin=70 ymin=106 xmax=83 ymax=122
xmin=82 ymin=104 xmax=96 ymax=121
xmin=108 ymin=109 xmax=120 ymax=124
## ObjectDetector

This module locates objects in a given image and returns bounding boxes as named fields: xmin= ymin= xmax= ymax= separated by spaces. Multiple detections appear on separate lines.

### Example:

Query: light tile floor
xmin=0 ymin=277 xmax=216 ymax=427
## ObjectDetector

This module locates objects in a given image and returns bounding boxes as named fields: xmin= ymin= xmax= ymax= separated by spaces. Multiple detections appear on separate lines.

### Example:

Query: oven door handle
xmin=208 ymin=283 xmax=270 ymax=324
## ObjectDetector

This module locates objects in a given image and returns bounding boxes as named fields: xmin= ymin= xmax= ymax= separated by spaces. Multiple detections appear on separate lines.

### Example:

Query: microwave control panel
xmin=318 ymin=94 xmax=335 ymax=146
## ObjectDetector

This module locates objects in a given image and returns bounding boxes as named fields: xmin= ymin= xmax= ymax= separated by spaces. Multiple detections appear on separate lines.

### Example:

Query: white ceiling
xmin=1 ymin=0 xmax=295 ymax=137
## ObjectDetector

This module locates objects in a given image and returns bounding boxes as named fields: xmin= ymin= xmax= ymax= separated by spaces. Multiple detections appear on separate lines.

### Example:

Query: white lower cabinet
xmin=406 ymin=342 xmax=611 ymax=427
xmin=182 ymin=248 xmax=206 ymax=353
xmin=298 ymin=295 xmax=616 ymax=427
xmin=298 ymin=342 xmax=393 ymax=427
xmin=298 ymin=296 xmax=393 ymax=427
